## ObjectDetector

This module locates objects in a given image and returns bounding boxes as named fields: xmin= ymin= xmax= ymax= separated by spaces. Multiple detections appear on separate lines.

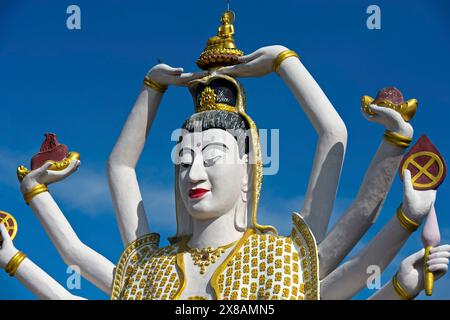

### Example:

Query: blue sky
xmin=1 ymin=0 xmax=449 ymax=300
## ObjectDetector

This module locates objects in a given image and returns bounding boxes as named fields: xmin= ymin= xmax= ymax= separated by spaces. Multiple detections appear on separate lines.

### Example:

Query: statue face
xmin=177 ymin=128 xmax=247 ymax=220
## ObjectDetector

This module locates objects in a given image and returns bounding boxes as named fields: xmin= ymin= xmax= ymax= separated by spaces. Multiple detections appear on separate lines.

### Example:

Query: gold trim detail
xmin=361 ymin=95 xmax=418 ymax=122
xmin=188 ymin=240 xmax=238 ymax=274
xmin=383 ymin=131 xmax=412 ymax=149
xmin=392 ymin=273 xmax=415 ymax=300
xmin=291 ymin=213 xmax=320 ymax=300
xmin=17 ymin=166 xmax=30 ymax=183
xmin=17 ymin=151 xmax=81 ymax=182
xmin=110 ymin=233 xmax=160 ymax=300
xmin=401 ymin=151 xmax=445 ymax=190
xmin=5 ymin=251 xmax=27 ymax=277
xmin=173 ymin=237 xmax=188 ymax=300
xmin=396 ymin=204 xmax=419 ymax=232
xmin=210 ymin=229 xmax=255 ymax=299
xmin=143 ymin=76 xmax=168 ymax=93
xmin=23 ymin=184 xmax=48 ymax=205
xmin=0 ymin=211 xmax=18 ymax=241
xmin=196 ymin=86 xmax=237 ymax=113
xmin=273 ymin=50 xmax=300 ymax=72
xmin=187 ymin=296 xmax=207 ymax=300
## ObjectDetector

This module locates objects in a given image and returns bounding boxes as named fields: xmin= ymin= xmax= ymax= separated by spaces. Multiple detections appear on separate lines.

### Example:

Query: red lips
xmin=189 ymin=188 xmax=210 ymax=199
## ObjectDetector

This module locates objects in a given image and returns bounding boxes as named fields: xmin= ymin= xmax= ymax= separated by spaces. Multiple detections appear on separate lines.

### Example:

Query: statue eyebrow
xmin=202 ymin=142 xmax=229 ymax=151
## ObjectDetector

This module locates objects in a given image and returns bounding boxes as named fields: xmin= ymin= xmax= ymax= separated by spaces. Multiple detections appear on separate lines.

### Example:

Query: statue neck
xmin=188 ymin=209 xmax=244 ymax=249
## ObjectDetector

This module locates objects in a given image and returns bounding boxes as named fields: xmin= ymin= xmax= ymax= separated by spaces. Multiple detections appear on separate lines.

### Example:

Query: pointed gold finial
xmin=196 ymin=10 xmax=244 ymax=70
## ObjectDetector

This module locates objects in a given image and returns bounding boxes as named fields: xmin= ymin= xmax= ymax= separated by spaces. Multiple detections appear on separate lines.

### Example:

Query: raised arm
xmin=20 ymin=162 xmax=115 ymax=295
xmin=0 ymin=224 xmax=85 ymax=300
xmin=320 ymin=170 xmax=436 ymax=299
xmin=107 ymin=64 xmax=207 ymax=246
xmin=319 ymin=104 xmax=414 ymax=278
xmin=217 ymin=45 xmax=347 ymax=242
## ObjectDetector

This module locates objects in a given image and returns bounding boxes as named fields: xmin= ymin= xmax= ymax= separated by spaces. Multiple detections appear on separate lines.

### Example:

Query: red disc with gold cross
xmin=0 ymin=211 xmax=18 ymax=241
xmin=399 ymin=135 xmax=447 ymax=190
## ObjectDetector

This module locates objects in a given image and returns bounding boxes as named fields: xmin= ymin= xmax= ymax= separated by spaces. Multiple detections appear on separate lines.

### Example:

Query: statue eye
xmin=181 ymin=162 xmax=191 ymax=168
xmin=204 ymin=155 xmax=221 ymax=167
xmin=179 ymin=153 xmax=193 ymax=167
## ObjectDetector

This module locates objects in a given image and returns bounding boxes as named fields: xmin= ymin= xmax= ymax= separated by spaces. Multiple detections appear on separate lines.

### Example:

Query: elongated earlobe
xmin=241 ymin=155 xmax=249 ymax=202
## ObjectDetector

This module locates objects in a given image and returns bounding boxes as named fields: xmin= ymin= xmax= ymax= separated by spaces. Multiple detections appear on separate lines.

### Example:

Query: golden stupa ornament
xmin=196 ymin=10 xmax=244 ymax=70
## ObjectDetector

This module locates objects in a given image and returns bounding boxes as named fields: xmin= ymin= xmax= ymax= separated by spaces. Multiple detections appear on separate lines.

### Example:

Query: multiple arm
xmin=0 ymin=224 xmax=85 ymax=300
xmin=19 ymin=162 xmax=115 ymax=295
xmin=318 ymin=105 xmax=414 ymax=278
xmin=369 ymin=244 xmax=450 ymax=300
xmin=217 ymin=45 xmax=347 ymax=242
xmin=321 ymin=209 xmax=413 ymax=299
xmin=27 ymin=189 xmax=115 ymax=294
xmin=107 ymin=84 xmax=161 ymax=246
xmin=277 ymin=53 xmax=347 ymax=242
xmin=318 ymin=139 xmax=407 ymax=278
xmin=107 ymin=65 xmax=208 ymax=247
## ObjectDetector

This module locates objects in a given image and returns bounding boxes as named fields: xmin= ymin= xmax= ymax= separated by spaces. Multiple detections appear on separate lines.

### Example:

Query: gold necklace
xmin=188 ymin=240 xmax=238 ymax=275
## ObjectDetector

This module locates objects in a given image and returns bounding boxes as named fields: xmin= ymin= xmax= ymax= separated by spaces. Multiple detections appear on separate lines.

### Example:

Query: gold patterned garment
xmin=111 ymin=213 xmax=319 ymax=300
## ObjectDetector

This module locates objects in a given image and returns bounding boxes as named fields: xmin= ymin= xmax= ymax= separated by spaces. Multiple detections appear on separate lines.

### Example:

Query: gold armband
xmin=396 ymin=204 xmax=419 ymax=232
xmin=273 ymin=50 xmax=300 ymax=72
xmin=392 ymin=273 xmax=415 ymax=300
xmin=384 ymin=130 xmax=412 ymax=149
xmin=5 ymin=251 xmax=27 ymax=277
xmin=143 ymin=76 xmax=168 ymax=93
xmin=23 ymin=184 xmax=48 ymax=205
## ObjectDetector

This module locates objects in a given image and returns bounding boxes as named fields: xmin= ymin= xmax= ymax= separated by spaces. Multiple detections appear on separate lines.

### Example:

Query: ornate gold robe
xmin=111 ymin=213 xmax=319 ymax=300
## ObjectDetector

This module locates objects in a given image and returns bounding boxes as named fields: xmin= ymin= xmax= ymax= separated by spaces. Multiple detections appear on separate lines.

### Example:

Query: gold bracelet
xmin=396 ymin=204 xmax=419 ymax=232
xmin=392 ymin=273 xmax=415 ymax=300
xmin=143 ymin=76 xmax=168 ymax=93
xmin=5 ymin=251 xmax=27 ymax=277
xmin=23 ymin=184 xmax=48 ymax=205
xmin=383 ymin=130 xmax=412 ymax=149
xmin=273 ymin=50 xmax=300 ymax=72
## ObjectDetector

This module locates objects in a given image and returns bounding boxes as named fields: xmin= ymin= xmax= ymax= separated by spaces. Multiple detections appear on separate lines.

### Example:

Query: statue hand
xmin=362 ymin=104 xmax=413 ymax=138
xmin=0 ymin=224 xmax=19 ymax=270
xmin=146 ymin=64 xmax=208 ymax=87
xmin=402 ymin=169 xmax=436 ymax=223
xmin=215 ymin=45 xmax=289 ymax=78
xmin=397 ymin=244 xmax=450 ymax=297
xmin=20 ymin=159 xmax=80 ymax=194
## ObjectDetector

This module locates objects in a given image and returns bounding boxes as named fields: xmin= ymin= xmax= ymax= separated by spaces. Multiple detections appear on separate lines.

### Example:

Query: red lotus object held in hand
xmin=31 ymin=133 xmax=69 ymax=170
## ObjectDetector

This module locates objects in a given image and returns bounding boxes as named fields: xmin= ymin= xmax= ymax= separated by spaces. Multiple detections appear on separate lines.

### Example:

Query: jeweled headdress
xmin=173 ymin=11 xmax=277 ymax=241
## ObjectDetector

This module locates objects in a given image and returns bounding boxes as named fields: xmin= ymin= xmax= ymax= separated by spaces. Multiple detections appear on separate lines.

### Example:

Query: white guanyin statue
xmin=0 ymin=10 xmax=449 ymax=300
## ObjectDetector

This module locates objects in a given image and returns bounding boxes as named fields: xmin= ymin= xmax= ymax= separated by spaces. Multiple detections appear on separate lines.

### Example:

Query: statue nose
xmin=188 ymin=157 xmax=208 ymax=183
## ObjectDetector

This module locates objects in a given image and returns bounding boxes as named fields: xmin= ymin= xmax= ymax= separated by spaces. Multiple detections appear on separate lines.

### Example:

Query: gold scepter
xmin=422 ymin=205 xmax=440 ymax=296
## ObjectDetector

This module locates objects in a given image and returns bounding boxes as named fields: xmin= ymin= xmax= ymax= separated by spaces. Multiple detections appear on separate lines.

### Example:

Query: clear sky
xmin=1 ymin=0 xmax=449 ymax=300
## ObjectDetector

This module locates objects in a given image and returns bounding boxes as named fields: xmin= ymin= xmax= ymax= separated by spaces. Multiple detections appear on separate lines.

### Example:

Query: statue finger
xmin=179 ymin=71 xmax=209 ymax=81
xmin=28 ymin=162 xmax=52 ymax=179
xmin=431 ymin=244 xmax=450 ymax=254
xmin=402 ymin=248 xmax=425 ymax=268
xmin=429 ymin=251 xmax=450 ymax=260
xmin=238 ymin=50 xmax=263 ymax=63
xmin=428 ymin=263 xmax=448 ymax=273
xmin=0 ymin=223 xmax=11 ymax=244
xmin=166 ymin=67 xmax=184 ymax=75
xmin=428 ymin=257 xmax=449 ymax=266
xmin=402 ymin=169 xmax=414 ymax=197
